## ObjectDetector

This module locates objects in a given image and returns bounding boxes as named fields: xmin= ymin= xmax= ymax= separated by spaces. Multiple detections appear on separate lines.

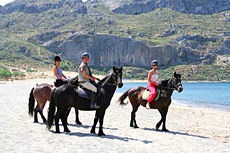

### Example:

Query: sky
xmin=0 ymin=0 xmax=15 ymax=6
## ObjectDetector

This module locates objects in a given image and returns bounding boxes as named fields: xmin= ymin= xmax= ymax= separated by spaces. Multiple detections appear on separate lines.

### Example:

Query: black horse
xmin=47 ymin=66 xmax=123 ymax=136
xmin=118 ymin=72 xmax=183 ymax=131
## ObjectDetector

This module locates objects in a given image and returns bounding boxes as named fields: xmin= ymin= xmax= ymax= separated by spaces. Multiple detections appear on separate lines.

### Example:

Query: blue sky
xmin=0 ymin=0 xmax=15 ymax=6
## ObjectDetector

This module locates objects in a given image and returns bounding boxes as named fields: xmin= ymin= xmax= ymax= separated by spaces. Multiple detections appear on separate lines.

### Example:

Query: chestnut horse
xmin=28 ymin=77 xmax=81 ymax=124
xmin=118 ymin=72 xmax=183 ymax=131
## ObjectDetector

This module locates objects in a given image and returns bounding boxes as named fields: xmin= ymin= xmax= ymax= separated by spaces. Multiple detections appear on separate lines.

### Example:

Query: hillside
xmin=0 ymin=0 xmax=230 ymax=81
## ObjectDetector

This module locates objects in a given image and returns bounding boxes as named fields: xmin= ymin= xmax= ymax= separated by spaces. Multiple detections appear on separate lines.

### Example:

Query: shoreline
xmin=1 ymin=78 xmax=229 ymax=113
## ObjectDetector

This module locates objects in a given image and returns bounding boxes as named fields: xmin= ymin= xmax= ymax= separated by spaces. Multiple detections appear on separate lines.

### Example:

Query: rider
xmin=78 ymin=52 xmax=100 ymax=109
xmin=146 ymin=60 xmax=159 ymax=109
xmin=53 ymin=56 xmax=68 ymax=87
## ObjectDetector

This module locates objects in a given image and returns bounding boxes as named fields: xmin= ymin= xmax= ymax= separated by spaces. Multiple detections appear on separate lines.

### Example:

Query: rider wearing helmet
xmin=78 ymin=52 xmax=100 ymax=109
xmin=53 ymin=56 xmax=68 ymax=87
xmin=146 ymin=60 xmax=159 ymax=109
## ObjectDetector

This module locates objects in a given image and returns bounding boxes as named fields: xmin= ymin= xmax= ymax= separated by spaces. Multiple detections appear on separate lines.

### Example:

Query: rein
xmin=101 ymin=73 xmax=117 ymax=87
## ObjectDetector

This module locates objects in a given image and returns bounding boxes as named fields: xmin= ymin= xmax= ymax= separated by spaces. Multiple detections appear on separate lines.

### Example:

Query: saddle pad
xmin=142 ymin=89 xmax=160 ymax=101
xmin=142 ymin=90 xmax=151 ymax=100
xmin=77 ymin=88 xmax=91 ymax=99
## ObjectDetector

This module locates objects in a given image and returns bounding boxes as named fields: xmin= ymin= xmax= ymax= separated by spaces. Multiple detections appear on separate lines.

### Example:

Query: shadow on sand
xmin=66 ymin=132 xmax=152 ymax=144
xmin=142 ymin=127 xmax=209 ymax=139
xmin=67 ymin=123 xmax=118 ymax=131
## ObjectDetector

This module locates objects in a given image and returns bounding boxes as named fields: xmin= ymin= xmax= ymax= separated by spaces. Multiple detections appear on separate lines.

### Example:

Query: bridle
xmin=101 ymin=72 xmax=122 ymax=87
xmin=163 ymin=77 xmax=182 ymax=91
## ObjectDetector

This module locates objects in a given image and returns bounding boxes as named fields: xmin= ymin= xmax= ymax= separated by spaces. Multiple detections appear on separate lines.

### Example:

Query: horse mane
xmin=159 ymin=79 xmax=169 ymax=89
xmin=97 ymin=74 xmax=111 ymax=85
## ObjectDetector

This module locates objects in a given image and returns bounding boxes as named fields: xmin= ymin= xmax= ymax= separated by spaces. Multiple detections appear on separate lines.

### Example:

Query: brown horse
xmin=118 ymin=72 xmax=183 ymax=131
xmin=28 ymin=78 xmax=81 ymax=124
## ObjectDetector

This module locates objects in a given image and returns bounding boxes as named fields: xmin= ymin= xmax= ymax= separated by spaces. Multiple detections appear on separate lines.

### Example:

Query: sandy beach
xmin=0 ymin=79 xmax=229 ymax=153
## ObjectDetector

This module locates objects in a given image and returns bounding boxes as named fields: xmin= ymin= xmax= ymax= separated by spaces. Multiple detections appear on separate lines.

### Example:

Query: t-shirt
xmin=78 ymin=61 xmax=92 ymax=82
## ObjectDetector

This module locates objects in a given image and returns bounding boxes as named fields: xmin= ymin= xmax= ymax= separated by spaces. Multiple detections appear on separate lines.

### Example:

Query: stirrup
xmin=90 ymin=103 xmax=100 ymax=109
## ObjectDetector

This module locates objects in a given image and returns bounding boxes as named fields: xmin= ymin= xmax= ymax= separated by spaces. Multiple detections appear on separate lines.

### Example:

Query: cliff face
xmin=105 ymin=0 xmax=230 ymax=15
xmin=43 ymin=33 xmax=178 ymax=66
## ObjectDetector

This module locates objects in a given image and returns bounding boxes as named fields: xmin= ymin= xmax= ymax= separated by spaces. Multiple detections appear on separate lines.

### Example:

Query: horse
xmin=117 ymin=72 xmax=183 ymax=131
xmin=28 ymin=77 xmax=82 ymax=124
xmin=46 ymin=66 xmax=123 ymax=136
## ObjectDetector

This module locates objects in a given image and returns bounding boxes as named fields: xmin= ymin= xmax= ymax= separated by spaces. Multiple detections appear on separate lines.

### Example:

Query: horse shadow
xmin=49 ymin=127 xmax=152 ymax=144
xmin=67 ymin=123 xmax=118 ymax=131
xmin=66 ymin=132 xmax=152 ymax=144
xmin=142 ymin=127 xmax=209 ymax=139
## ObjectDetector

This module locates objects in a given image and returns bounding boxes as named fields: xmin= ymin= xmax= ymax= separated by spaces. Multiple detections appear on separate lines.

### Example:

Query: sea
xmin=116 ymin=82 xmax=230 ymax=112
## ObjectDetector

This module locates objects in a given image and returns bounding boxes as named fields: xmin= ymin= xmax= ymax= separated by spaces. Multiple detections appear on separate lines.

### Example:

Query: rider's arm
xmin=62 ymin=72 xmax=67 ymax=79
xmin=82 ymin=70 xmax=95 ymax=82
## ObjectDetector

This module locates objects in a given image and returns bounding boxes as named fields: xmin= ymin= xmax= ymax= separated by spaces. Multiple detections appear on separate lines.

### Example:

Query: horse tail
xmin=47 ymin=88 xmax=56 ymax=130
xmin=117 ymin=89 xmax=130 ymax=106
xmin=28 ymin=87 xmax=35 ymax=116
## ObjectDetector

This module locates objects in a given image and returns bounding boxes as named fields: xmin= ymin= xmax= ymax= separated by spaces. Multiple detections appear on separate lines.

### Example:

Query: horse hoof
xmin=64 ymin=129 xmax=71 ymax=133
xmin=90 ymin=129 xmax=96 ymax=134
xmin=55 ymin=131 xmax=61 ymax=134
xmin=98 ymin=132 xmax=105 ymax=136
xmin=34 ymin=121 xmax=38 ymax=123
xmin=76 ymin=121 xmax=82 ymax=125
xmin=134 ymin=126 xmax=139 ymax=129
xmin=162 ymin=129 xmax=169 ymax=132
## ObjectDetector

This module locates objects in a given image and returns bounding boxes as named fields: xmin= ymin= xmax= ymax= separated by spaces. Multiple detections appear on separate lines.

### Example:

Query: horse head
xmin=112 ymin=66 xmax=123 ymax=88
xmin=168 ymin=72 xmax=183 ymax=93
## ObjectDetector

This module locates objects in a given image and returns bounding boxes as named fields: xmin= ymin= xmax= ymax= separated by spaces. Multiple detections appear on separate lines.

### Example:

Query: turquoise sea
xmin=116 ymin=82 xmax=230 ymax=112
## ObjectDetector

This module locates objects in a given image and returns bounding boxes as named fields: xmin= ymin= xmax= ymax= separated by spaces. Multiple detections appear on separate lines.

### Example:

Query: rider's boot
xmin=90 ymin=92 xmax=100 ymax=109
xmin=146 ymin=102 xmax=151 ymax=109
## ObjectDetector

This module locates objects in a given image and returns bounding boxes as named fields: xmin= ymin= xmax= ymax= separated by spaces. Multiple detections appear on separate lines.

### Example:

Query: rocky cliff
xmin=0 ymin=0 xmax=86 ymax=14
xmin=103 ymin=0 xmax=230 ymax=15
xmin=40 ymin=33 xmax=179 ymax=67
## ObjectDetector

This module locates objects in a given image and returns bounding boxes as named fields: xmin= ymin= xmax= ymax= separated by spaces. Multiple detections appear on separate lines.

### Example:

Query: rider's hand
xmin=155 ymin=81 xmax=159 ymax=86
xmin=96 ymin=77 xmax=100 ymax=81
xmin=91 ymin=77 xmax=95 ymax=82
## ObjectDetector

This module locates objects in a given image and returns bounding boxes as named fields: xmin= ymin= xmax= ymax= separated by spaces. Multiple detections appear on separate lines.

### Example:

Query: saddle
xmin=142 ymin=87 xmax=160 ymax=101
xmin=76 ymin=85 xmax=100 ymax=99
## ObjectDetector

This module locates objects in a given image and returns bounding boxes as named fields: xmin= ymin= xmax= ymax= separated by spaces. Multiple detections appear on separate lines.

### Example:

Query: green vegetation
xmin=1 ymin=2 xmax=230 ymax=81
xmin=0 ymin=65 xmax=12 ymax=79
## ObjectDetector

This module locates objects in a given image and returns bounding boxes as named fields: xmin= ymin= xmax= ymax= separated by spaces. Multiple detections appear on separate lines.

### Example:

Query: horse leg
xmin=130 ymin=102 xmax=140 ymax=128
xmin=98 ymin=109 xmax=106 ymax=136
xmin=61 ymin=107 xmax=71 ymax=133
xmin=74 ymin=108 xmax=82 ymax=125
xmin=34 ymin=105 xmax=39 ymax=123
xmin=161 ymin=108 xmax=169 ymax=131
xmin=90 ymin=110 xmax=99 ymax=134
xmin=65 ymin=107 xmax=71 ymax=124
xmin=54 ymin=108 xmax=64 ymax=133
xmin=156 ymin=108 xmax=169 ymax=131
xmin=38 ymin=110 xmax=46 ymax=124
xmin=38 ymin=102 xmax=46 ymax=123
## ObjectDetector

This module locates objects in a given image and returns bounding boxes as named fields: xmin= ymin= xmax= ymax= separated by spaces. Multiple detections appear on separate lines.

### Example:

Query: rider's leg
xmin=146 ymin=83 xmax=156 ymax=109
xmin=81 ymin=82 xmax=99 ymax=109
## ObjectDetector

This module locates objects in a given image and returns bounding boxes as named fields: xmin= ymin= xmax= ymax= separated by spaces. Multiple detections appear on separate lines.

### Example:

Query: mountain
xmin=103 ymin=0 xmax=230 ymax=15
xmin=0 ymin=0 xmax=230 ymax=71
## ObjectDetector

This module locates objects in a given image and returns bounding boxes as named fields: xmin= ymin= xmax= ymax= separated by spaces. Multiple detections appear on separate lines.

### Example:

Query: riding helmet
xmin=151 ymin=60 xmax=158 ymax=66
xmin=54 ymin=56 xmax=61 ymax=61
xmin=81 ymin=52 xmax=89 ymax=59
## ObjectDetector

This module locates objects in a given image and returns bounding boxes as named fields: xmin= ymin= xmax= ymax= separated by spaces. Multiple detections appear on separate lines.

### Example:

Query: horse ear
xmin=120 ymin=66 xmax=123 ymax=70
xmin=174 ymin=72 xmax=177 ymax=77
xmin=113 ymin=66 xmax=116 ymax=72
